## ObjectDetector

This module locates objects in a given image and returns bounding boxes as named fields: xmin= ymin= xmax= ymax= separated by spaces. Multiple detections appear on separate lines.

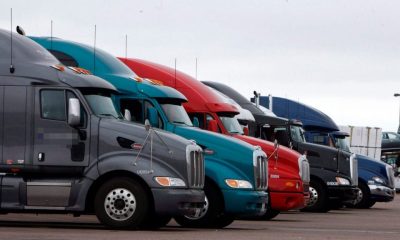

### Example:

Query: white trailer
xmin=339 ymin=126 xmax=382 ymax=161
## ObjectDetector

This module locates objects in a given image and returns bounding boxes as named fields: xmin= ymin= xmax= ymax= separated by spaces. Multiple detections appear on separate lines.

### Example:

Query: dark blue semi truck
xmin=258 ymin=95 xmax=395 ymax=208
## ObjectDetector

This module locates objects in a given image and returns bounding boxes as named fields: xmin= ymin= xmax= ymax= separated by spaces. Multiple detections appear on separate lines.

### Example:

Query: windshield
xmin=83 ymin=91 xmax=122 ymax=119
xmin=290 ymin=125 xmax=306 ymax=143
xmin=333 ymin=136 xmax=351 ymax=152
xmin=161 ymin=103 xmax=193 ymax=126
xmin=219 ymin=115 xmax=244 ymax=134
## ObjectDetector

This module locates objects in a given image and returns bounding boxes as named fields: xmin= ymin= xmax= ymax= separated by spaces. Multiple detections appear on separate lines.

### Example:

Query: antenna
xmin=93 ymin=25 xmax=97 ymax=74
xmin=125 ymin=34 xmax=127 ymax=59
xmin=195 ymin=57 xmax=198 ymax=80
xmin=50 ymin=20 xmax=53 ymax=50
xmin=10 ymin=8 xmax=15 ymax=74
xmin=174 ymin=58 xmax=177 ymax=88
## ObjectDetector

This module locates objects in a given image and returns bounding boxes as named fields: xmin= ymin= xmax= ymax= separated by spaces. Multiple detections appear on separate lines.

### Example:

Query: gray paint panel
xmin=0 ymin=86 xmax=3 ymax=162
xmin=3 ymin=86 xmax=27 ymax=165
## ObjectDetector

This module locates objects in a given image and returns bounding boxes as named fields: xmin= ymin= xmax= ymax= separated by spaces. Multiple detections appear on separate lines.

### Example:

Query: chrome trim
xmin=298 ymin=155 xmax=310 ymax=183
xmin=368 ymin=184 xmax=395 ymax=198
xmin=27 ymin=182 xmax=72 ymax=187
xmin=350 ymin=154 xmax=358 ymax=186
xmin=186 ymin=144 xmax=205 ymax=188
xmin=253 ymin=148 xmax=268 ymax=190
xmin=386 ymin=165 xmax=395 ymax=189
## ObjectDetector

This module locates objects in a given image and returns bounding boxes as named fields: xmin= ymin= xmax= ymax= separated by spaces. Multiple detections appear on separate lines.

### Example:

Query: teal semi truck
xmin=31 ymin=36 xmax=269 ymax=228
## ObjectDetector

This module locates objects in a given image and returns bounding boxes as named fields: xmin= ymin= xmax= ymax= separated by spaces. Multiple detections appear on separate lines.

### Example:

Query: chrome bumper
xmin=368 ymin=184 xmax=395 ymax=198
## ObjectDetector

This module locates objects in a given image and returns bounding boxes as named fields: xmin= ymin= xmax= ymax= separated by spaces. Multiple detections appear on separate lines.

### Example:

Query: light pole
xmin=395 ymin=93 xmax=400 ymax=133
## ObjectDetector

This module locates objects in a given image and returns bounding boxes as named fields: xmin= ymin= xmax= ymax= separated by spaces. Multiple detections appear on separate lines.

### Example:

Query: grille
xmin=386 ymin=165 xmax=395 ymax=188
xmin=186 ymin=145 xmax=205 ymax=188
xmin=254 ymin=149 xmax=268 ymax=190
xmin=298 ymin=155 xmax=310 ymax=183
xmin=350 ymin=154 xmax=358 ymax=186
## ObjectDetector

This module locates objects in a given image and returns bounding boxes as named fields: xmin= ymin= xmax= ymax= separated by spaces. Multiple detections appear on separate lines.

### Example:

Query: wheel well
xmin=204 ymin=176 xmax=225 ymax=208
xmin=85 ymin=171 xmax=153 ymax=213
xmin=310 ymin=175 xmax=327 ymax=188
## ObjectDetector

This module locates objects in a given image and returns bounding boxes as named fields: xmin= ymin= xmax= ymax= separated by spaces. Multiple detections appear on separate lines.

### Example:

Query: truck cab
xmin=202 ymin=81 xmax=359 ymax=212
xmin=31 ymin=37 xmax=268 ymax=228
xmin=0 ymin=29 xmax=206 ymax=229
xmin=308 ymin=130 xmax=395 ymax=208
xmin=119 ymin=58 xmax=310 ymax=220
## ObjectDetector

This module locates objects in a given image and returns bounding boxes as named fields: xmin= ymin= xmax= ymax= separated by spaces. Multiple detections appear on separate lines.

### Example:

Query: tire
xmin=259 ymin=208 xmax=280 ymax=220
xmin=140 ymin=214 xmax=171 ymax=229
xmin=301 ymin=180 xmax=329 ymax=213
xmin=354 ymin=182 xmax=375 ymax=209
xmin=94 ymin=177 xmax=149 ymax=229
xmin=249 ymin=192 xmax=280 ymax=220
xmin=174 ymin=181 xmax=234 ymax=228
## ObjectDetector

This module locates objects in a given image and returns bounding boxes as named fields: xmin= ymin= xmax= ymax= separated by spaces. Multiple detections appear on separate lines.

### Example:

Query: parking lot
xmin=0 ymin=195 xmax=398 ymax=240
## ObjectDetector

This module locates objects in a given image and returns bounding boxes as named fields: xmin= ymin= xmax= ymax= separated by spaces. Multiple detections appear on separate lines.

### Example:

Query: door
xmin=33 ymin=88 xmax=90 ymax=167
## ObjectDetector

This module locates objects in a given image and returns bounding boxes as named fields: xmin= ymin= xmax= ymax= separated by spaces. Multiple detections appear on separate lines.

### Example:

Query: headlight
xmin=336 ymin=177 xmax=350 ymax=185
xmin=225 ymin=179 xmax=253 ymax=189
xmin=372 ymin=176 xmax=385 ymax=185
xmin=154 ymin=177 xmax=186 ymax=187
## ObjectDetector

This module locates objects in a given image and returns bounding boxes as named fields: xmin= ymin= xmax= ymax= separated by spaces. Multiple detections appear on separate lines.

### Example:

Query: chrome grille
xmin=350 ymin=154 xmax=358 ymax=186
xmin=386 ymin=165 xmax=395 ymax=188
xmin=299 ymin=156 xmax=310 ymax=183
xmin=254 ymin=148 xmax=268 ymax=190
xmin=186 ymin=145 xmax=205 ymax=188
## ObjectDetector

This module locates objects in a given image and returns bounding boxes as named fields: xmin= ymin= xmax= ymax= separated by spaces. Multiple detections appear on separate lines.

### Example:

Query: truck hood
xmin=98 ymin=118 xmax=195 ymax=177
xmin=357 ymin=154 xmax=390 ymax=180
xmin=234 ymin=134 xmax=301 ymax=180
xmin=172 ymin=125 xmax=257 ymax=182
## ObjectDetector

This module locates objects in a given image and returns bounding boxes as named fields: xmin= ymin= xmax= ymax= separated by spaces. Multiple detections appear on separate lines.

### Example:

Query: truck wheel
xmin=174 ymin=182 xmax=234 ymax=228
xmin=260 ymin=208 xmax=280 ymax=220
xmin=94 ymin=177 xmax=149 ymax=229
xmin=140 ymin=214 xmax=171 ymax=229
xmin=253 ymin=193 xmax=280 ymax=220
xmin=301 ymin=181 xmax=329 ymax=212
xmin=354 ymin=182 xmax=374 ymax=209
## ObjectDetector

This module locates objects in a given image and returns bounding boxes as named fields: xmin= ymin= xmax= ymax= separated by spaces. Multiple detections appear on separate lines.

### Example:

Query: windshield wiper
xmin=172 ymin=121 xmax=192 ymax=126
xmin=229 ymin=131 xmax=241 ymax=134
xmin=98 ymin=113 xmax=118 ymax=119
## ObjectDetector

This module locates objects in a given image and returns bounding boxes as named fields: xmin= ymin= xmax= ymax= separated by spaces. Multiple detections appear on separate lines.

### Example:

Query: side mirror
xmin=207 ymin=120 xmax=218 ymax=132
xmin=124 ymin=109 xmax=132 ymax=121
xmin=192 ymin=117 xmax=200 ymax=128
xmin=147 ymin=107 xmax=159 ymax=128
xmin=68 ymin=98 xmax=81 ymax=126
xmin=243 ymin=126 xmax=249 ymax=136
xmin=144 ymin=119 xmax=151 ymax=131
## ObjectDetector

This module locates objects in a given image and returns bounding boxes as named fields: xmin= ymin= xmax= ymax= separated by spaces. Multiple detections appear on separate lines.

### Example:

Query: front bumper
xmin=327 ymin=185 xmax=359 ymax=202
xmin=270 ymin=191 xmax=306 ymax=211
xmin=369 ymin=184 xmax=395 ymax=202
xmin=151 ymin=188 xmax=205 ymax=216
xmin=222 ymin=189 xmax=268 ymax=217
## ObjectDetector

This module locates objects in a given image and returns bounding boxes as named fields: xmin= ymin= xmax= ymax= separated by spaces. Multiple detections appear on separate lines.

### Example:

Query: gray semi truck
xmin=0 ymin=29 xmax=205 ymax=229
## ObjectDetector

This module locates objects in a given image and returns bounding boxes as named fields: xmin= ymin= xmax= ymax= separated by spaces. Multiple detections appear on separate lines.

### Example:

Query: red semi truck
xmin=119 ymin=58 xmax=310 ymax=219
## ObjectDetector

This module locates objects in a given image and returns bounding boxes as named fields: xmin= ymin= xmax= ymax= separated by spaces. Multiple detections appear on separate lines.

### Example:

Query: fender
xmin=205 ymin=156 xmax=253 ymax=191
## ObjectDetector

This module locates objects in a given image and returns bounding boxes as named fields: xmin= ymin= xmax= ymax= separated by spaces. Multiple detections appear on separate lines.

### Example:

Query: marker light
xmin=336 ymin=177 xmax=350 ymax=185
xmin=154 ymin=177 xmax=186 ymax=187
xmin=225 ymin=179 xmax=253 ymax=189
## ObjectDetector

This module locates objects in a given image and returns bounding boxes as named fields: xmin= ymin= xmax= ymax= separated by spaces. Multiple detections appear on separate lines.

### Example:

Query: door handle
xmin=38 ymin=152 xmax=45 ymax=162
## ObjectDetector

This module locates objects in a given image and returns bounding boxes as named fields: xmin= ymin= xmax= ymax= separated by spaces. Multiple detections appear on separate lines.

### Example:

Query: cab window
xmin=41 ymin=90 xmax=66 ymax=121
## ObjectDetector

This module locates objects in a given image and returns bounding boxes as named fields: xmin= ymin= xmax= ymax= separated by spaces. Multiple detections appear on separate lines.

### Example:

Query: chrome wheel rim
xmin=104 ymin=188 xmax=136 ymax=221
xmin=185 ymin=196 xmax=209 ymax=220
xmin=354 ymin=188 xmax=363 ymax=204
xmin=308 ymin=186 xmax=319 ymax=207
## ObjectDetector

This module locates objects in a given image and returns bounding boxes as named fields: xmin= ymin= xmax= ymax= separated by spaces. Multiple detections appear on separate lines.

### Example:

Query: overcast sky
xmin=1 ymin=0 xmax=399 ymax=131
